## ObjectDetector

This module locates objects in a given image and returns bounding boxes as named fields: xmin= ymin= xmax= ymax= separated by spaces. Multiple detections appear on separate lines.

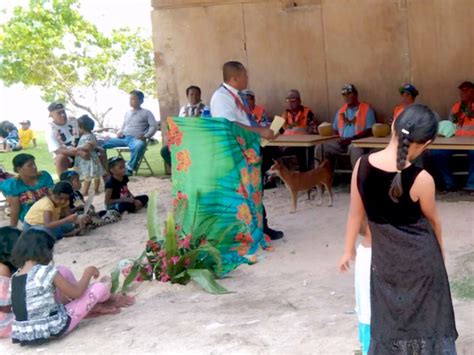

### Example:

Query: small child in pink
xmin=9 ymin=228 xmax=134 ymax=345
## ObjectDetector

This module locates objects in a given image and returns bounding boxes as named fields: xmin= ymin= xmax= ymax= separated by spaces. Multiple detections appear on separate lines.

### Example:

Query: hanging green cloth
xmin=167 ymin=116 xmax=268 ymax=274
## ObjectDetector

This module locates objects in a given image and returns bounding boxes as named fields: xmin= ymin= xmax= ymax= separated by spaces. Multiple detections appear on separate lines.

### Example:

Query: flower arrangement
xmin=111 ymin=192 xmax=240 ymax=294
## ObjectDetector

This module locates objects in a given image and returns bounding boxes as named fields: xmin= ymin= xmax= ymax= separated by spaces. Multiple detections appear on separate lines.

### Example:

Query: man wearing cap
xmin=318 ymin=84 xmax=376 ymax=168
xmin=103 ymin=90 xmax=157 ymax=175
xmin=18 ymin=120 xmax=36 ymax=149
xmin=243 ymin=90 xmax=270 ymax=127
xmin=431 ymin=81 xmax=474 ymax=192
xmin=280 ymin=89 xmax=318 ymax=171
xmin=46 ymin=102 xmax=90 ymax=176
xmin=392 ymin=84 xmax=419 ymax=122
xmin=210 ymin=60 xmax=283 ymax=240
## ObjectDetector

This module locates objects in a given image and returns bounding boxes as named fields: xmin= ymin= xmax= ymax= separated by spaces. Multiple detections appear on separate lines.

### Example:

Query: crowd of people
xmin=0 ymin=58 xmax=471 ymax=352
xmin=162 ymin=78 xmax=474 ymax=193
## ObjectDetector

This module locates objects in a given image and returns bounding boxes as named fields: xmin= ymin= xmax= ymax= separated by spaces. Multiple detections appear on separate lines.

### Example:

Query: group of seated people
xmin=0 ymin=120 xmax=37 ymax=152
xmin=161 ymin=80 xmax=474 ymax=193
xmin=0 ymin=153 xmax=148 ymax=240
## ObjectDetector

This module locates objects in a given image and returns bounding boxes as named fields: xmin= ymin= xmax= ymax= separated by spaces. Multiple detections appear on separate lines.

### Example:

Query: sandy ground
xmin=0 ymin=177 xmax=473 ymax=354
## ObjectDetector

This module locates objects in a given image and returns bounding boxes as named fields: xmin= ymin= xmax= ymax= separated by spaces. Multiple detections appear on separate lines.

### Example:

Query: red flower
xmin=176 ymin=150 xmax=192 ymax=172
xmin=170 ymin=256 xmax=180 ymax=265
xmin=237 ymin=136 xmax=245 ymax=147
xmin=237 ymin=203 xmax=252 ymax=225
xmin=178 ymin=234 xmax=192 ymax=249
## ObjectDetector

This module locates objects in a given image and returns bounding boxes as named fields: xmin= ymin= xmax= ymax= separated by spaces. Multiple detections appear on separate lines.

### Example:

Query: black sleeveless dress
xmin=357 ymin=155 xmax=458 ymax=355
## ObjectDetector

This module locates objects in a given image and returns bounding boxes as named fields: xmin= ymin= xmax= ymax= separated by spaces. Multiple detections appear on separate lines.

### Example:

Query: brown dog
xmin=268 ymin=159 xmax=333 ymax=212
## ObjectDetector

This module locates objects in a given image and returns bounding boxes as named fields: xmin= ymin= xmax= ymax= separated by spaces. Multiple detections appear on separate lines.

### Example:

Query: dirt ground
xmin=0 ymin=177 xmax=473 ymax=354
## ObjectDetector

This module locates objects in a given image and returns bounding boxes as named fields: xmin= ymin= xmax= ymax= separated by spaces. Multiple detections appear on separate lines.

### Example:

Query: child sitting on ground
xmin=2 ymin=123 xmax=21 ymax=152
xmin=60 ymin=170 xmax=120 ymax=227
xmin=105 ymin=157 xmax=148 ymax=214
xmin=74 ymin=115 xmax=106 ymax=195
xmin=23 ymin=181 xmax=88 ymax=239
xmin=0 ymin=226 xmax=21 ymax=338
xmin=9 ymin=228 xmax=134 ymax=346
xmin=18 ymin=120 xmax=36 ymax=149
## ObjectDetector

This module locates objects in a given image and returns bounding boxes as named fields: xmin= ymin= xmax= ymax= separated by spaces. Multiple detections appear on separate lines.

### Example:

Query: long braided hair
xmin=388 ymin=104 xmax=438 ymax=202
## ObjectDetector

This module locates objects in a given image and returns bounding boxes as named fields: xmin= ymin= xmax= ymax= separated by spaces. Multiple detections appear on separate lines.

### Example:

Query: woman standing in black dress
xmin=339 ymin=104 xmax=458 ymax=354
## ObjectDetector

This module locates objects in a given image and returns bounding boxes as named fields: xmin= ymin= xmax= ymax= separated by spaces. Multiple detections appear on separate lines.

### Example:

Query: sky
xmin=0 ymin=0 xmax=158 ymax=130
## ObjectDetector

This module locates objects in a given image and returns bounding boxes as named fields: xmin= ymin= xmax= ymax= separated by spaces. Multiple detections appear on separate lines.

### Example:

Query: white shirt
xmin=210 ymin=83 xmax=251 ymax=126
xmin=45 ymin=119 xmax=78 ymax=153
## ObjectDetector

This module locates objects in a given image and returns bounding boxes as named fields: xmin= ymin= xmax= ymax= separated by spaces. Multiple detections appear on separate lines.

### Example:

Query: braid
xmin=389 ymin=134 xmax=410 ymax=202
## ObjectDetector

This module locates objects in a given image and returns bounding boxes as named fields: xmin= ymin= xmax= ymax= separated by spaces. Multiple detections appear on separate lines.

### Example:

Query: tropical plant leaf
xmin=173 ymin=270 xmax=191 ymax=285
xmin=147 ymin=191 xmax=162 ymax=241
xmin=121 ymin=263 xmax=141 ymax=293
xmin=197 ymin=244 xmax=223 ymax=275
xmin=187 ymin=269 xmax=230 ymax=294
xmin=110 ymin=267 xmax=120 ymax=294
xmin=165 ymin=213 xmax=178 ymax=256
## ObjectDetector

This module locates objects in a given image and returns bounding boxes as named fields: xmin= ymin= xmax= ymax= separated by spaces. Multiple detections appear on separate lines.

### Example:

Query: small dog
xmin=268 ymin=159 xmax=333 ymax=212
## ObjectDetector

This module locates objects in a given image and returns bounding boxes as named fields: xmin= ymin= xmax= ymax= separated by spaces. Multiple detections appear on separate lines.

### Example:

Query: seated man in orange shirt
xmin=280 ymin=90 xmax=318 ymax=171
xmin=317 ymin=84 xmax=376 ymax=168
xmin=392 ymin=84 xmax=418 ymax=123
xmin=243 ymin=90 xmax=271 ymax=127
xmin=431 ymin=81 xmax=474 ymax=192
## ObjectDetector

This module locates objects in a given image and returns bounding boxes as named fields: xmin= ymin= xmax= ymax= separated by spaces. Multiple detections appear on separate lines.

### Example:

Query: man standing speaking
xmin=210 ymin=61 xmax=284 ymax=240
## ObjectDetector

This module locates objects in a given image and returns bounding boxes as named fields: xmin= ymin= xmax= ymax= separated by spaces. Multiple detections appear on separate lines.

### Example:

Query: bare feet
xmin=105 ymin=294 xmax=136 ymax=308
xmin=86 ymin=303 xmax=121 ymax=318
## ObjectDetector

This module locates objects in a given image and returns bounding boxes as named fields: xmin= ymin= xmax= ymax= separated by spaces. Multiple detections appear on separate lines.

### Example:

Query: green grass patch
xmin=0 ymin=132 xmax=166 ymax=180
xmin=451 ymin=276 xmax=474 ymax=300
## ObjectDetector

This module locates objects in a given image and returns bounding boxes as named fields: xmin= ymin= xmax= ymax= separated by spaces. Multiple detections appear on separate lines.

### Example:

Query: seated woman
xmin=0 ymin=154 xmax=54 ymax=227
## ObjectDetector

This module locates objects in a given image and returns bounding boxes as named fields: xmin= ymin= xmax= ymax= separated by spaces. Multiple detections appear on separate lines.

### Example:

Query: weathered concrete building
xmin=151 ymin=0 xmax=473 ymax=124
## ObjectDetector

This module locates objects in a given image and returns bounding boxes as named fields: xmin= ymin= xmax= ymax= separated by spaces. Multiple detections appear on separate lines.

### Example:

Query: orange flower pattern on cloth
xmin=257 ymin=212 xmax=263 ymax=228
xmin=233 ymin=232 xmax=254 ymax=256
xmin=236 ymin=136 xmax=245 ymax=147
xmin=243 ymin=148 xmax=260 ymax=164
xmin=173 ymin=191 xmax=188 ymax=208
xmin=240 ymin=168 xmax=250 ymax=186
xmin=176 ymin=150 xmax=192 ymax=172
xmin=167 ymin=118 xmax=183 ymax=147
xmin=250 ymin=167 xmax=261 ymax=188
xmin=252 ymin=191 xmax=262 ymax=207
xmin=237 ymin=183 xmax=248 ymax=199
xmin=237 ymin=203 xmax=252 ymax=225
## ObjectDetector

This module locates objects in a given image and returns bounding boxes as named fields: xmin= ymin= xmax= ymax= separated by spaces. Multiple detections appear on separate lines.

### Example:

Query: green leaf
xmin=187 ymin=269 xmax=230 ymax=294
xmin=147 ymin=191 xmax=161 ymax=241
xmin=121 ymin=263 xmax=141 ymax=293
xmin=110 ymin=267 xmax=120 ymax=294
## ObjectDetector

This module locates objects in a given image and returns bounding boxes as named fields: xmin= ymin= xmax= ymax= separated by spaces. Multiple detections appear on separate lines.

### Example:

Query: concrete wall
xmin=151 ymin=0 xmax=473 ymax=125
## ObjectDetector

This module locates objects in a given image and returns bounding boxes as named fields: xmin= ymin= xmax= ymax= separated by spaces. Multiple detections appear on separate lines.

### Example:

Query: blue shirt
xmin=0 ymin=171 xmax=54 ymax=222
xmin=332 ymin=105 xmax=376 ymax=138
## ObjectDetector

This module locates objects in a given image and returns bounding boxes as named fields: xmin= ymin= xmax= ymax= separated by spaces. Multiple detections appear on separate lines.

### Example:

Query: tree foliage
xmin=0 ymin=0 xmax=156 ymax=127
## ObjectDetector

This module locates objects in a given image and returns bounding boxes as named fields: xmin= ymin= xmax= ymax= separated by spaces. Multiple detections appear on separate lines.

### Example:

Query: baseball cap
xmin=399 ymin=84 xmax=419 ymax=97
xmin=286 ymin=89 xmax=301 ymax=100
xmin=19 ymin=120 xmax=31 ymax=125
xmin=242 ymin=89 xmax=255 ymax=97
xmin=47 ymin=102 xmax=65 ymax=112
xmin=341 ymin=84 xmax=357 ymax=95
xmin=458 ymin=81 xmax=474 ymax=90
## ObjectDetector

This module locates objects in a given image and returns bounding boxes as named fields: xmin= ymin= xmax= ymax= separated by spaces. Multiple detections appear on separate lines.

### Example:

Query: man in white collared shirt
xmin=210 ymin=61 xmax=283 ymax=240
